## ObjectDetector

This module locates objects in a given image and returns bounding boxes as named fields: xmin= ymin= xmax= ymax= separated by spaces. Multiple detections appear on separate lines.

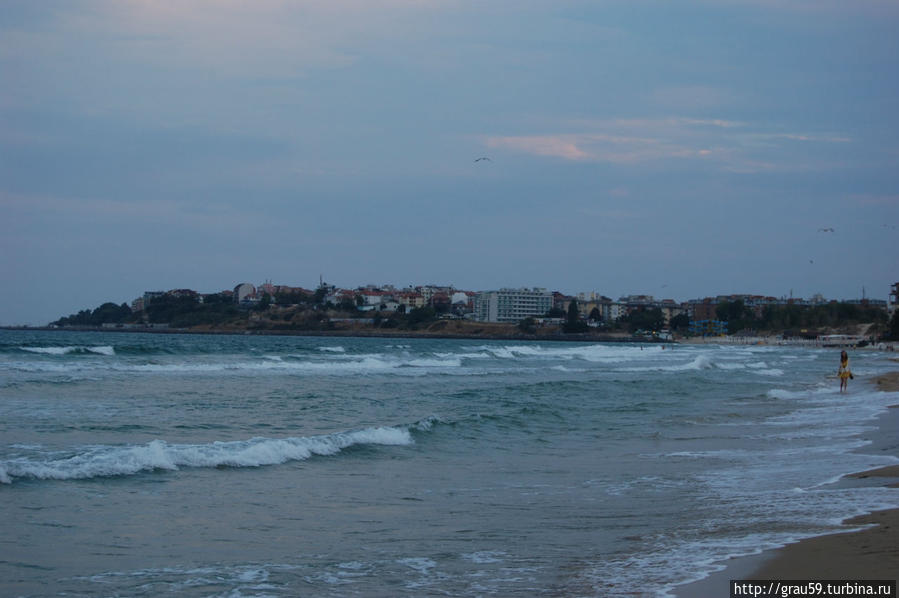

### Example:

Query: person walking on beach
xmin=838 ymin=350 xmax=853 ymax=392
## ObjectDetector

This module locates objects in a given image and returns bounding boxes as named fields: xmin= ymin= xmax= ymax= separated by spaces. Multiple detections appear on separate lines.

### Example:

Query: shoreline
xmin=0 ymin=325 xmax=671 ymax=344
xmin=676 ymin=371 xmax=899 ymax=596
xmin=5 ymin=326 xmax=894 ymax=351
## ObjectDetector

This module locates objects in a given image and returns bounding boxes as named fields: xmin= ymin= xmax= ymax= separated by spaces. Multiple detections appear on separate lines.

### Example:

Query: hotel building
xmin=474 ymin=288 xmax=553 ymax=323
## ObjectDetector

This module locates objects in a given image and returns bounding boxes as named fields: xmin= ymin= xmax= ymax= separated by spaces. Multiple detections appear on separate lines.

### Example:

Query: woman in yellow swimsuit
xmin=838 ymin=350 xmax=852 ymax=392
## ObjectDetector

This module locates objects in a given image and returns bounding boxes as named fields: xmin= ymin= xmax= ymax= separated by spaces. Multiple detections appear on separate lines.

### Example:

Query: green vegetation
xmin=620 ymin=307 xmax=665 ymax=334
xmin=518 ymin=317 xmax=537 ymax=334
xmin=274 ymin=290 xmax=313 ymax=305
xmin=52 ymin=294 xmax=244 ymax=328
xmin=51 ymin=290 xmax=445 ymax=332
xmin=404 ymin=306 xmax=437 ymax=329
xmin=669 ymin=313 xmax=691 ymax=332
xmin=52 ymin=302 xmax=132 ymax=327
xmin=714 ymin=299 xmax=888 ymax=334
xmin=145 ymin=294 xmax=242 ymax=328
xmin=49 ymin=292 xmax=894 ymax=339
xmin=887 ymin=310 xmax=899 ymax=341
xmin=563 ymin=299 xmax=588 ymax=333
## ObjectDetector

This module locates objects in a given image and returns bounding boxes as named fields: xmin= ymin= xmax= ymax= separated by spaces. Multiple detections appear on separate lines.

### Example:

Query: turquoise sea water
xmin=1 ymin=329 xmax=897 ymax=597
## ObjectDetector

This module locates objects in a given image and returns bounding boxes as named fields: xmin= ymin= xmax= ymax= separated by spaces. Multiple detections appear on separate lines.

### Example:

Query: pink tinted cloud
xmin=486 ymin=135 xmax=592 ymax=161
xmin=483 ymin=116 xmax=851 ymax=171
xmin=485 ymin=132 xmax=710 ymax=164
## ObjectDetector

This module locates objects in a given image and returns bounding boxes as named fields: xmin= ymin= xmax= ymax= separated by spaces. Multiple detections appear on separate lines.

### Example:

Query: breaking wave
xmin=21 ymin=345 xmax=115 ymax=356
xmin=467 ymin=343 xmax=662 ymax=363
xmin=621 ymin=354 xmax=715 ymax=372
xmin=0 ymin=425 xmax=416 ymax=484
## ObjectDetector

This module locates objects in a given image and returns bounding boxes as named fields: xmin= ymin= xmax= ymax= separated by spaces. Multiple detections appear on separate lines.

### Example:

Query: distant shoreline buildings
xmin=127 ymin=280 xmax=896 ymax=325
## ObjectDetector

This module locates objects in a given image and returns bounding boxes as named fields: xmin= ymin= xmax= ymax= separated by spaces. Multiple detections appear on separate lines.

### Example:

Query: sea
xmin=1 ymin=329 xmax=898 ymax=598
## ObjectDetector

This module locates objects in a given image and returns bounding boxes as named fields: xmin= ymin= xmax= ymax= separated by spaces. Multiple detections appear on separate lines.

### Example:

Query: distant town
xmin=45 ymin=279 xmax=899 ymax=343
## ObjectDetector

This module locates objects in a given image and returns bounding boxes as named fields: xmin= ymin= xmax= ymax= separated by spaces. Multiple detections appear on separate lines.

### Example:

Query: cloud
xmin=715 ymin=0 xmax=899 ymax=16
xmin=750 ymin=133 xmax=851 ymax=143
xmin=34 ymin=0 xmax=452 ymax=75
xmin=486 ymin=131 xmax=714 ymax=164
xmin=482 ymin=117 xmax=854 ymax=171
xmin=486 ymin=135 xmax=593 ymax=161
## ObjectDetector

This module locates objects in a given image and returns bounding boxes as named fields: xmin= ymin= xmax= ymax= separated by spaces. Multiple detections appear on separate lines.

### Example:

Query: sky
xmin=2 ymin=0 xmax=897 ymax=325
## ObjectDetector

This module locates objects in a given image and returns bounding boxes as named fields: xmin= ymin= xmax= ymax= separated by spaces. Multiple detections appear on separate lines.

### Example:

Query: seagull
xmin=474 ymin=157 xmax=492 ymax=162
xmin=817 ymin=227 xmax=834 ymax=233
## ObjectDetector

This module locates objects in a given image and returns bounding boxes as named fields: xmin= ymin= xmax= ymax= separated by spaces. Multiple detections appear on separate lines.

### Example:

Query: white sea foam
xmin=22 ymin=345 xmax=115 ymax=356
xmin=407 ymin=357 xmax=462 ymax=368
xmin=753 ymin=368 xmax=784 ymax=376
xmin=622 ymin=354 xmax=715 ymax=373
xmin=0 ymin=426 xmax=414 ymax=483
xmin=551 ymin=365 xmax=586 ymax=372
xmin=714 ymin=362 xmax=746 ymax=370
xmin=584 ymin=530 xmax=825 ymax=598
xmin=767 ymin=388 xmax=807 ymax=400
xmin=318 ymin=346 xmax=346 ymax=353
xmin=466 ymin=343 xmax=659 ymax=363
xmin=411 ymin=416 xmax=445 ymax=431
xmin=397 ymin=557 xmax=437 ymax=574
xmin=462 ymin=551 xmax=507 ymax=564
xmin=436 ymin=351 xmax=491 ymax=360
xmin=11 ymin=354 xmax=469 ymax=377
xmin=83 ymin=564 xmax=287 ymax=596
xmin=22 ymin=346 xmax=77 ymax=355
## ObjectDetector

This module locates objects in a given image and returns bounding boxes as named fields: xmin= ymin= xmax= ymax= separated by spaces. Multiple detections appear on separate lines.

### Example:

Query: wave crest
xmin=0 ymin=426 xmax=414 ymax=484
xmin=21 ymin=345 xmax=115 ymax=356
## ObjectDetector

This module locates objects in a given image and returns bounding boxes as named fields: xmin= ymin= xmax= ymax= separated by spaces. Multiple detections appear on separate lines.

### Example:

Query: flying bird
xmin=817 ymin=227 xmax=834 ymax=233
xmin=474 ymin=157 xmax=492 ymax=162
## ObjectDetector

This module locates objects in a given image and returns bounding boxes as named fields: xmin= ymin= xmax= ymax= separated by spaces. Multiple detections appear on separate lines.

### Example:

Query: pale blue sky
xmin=2 ymin=1 xmax=897 ymax=324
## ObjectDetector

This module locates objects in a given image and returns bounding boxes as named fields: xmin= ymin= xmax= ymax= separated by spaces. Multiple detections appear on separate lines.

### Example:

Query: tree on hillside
xmin=624 ymin=307 xmax=664 ymax=333
xmin=518 ymin=317 xmax=536 ymax=334
xmin=404 ymin=306 xmax=436 ymax=329
xmin=716 ymin=299 xmax=757 ymax=333
xmin=564 ymin=300 xmax=588 ymax=333
xmin=544 ymin=307 xmax=565 ymax=318
xmin=275 ymin=290 xmax=311 ymax=306
xmin=255 ymin=294 xmax=272 ymax=311
xmin=888 ymin=310 xmax=899 ymax=341
xmin=52 ymin=302 xmax=133 ymax=326
xmin=336 ymin=297 xmax=358 ymax=312
xmin=669 ymin=313 xmax=690 ymax=331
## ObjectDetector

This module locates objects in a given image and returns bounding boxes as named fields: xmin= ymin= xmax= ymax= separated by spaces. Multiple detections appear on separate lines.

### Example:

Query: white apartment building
xmin=608 ymin=302 xmax=627 ymax=321
xmin=475 ymin=288 xmax=553 ymax=323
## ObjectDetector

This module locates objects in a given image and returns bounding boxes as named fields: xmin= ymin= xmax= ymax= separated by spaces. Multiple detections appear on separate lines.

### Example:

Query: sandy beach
xmin=677 ymin=369 xmax=899 ymax=596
